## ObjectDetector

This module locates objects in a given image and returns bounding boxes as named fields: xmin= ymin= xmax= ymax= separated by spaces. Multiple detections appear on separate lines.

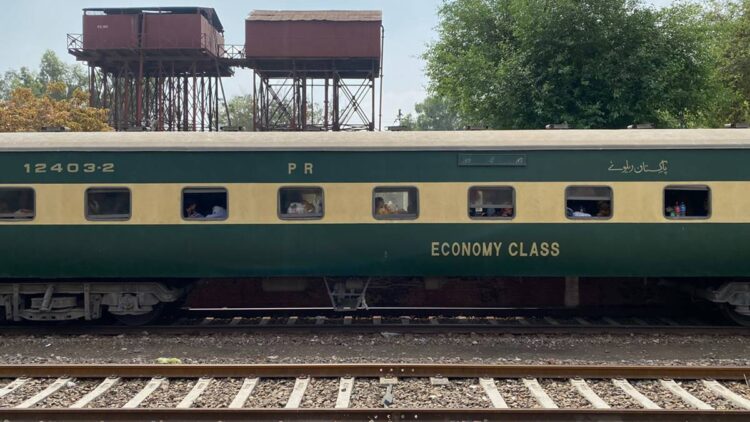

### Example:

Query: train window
xmin=182 ymin=188 xmax=228 ymax=220
xmin=565 ymin=186 xmax=612 ymax=219
xmin=373 ymin=187 xmax=419 ymax=219
xmin=664 ymin=185 xmax=710 ymax=219
xmin=278 ymin=187 xmax=324 ymax=219
xmin=468 ymin=187 xmax=515 ymax=219
xmin=0 ymin=188 xmax=34 ymax=220
xmin=86 ymin=188 xmax=131 ymax=221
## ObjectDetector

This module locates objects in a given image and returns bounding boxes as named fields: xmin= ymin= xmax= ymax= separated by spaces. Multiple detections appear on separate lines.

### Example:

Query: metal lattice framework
xmin=68 ymin=24 xmax=232 ymax=131
xmin=253 ymin=70 xmax=378 ymax=132
xmin=84 ymin=61 xmax=227 ymax=131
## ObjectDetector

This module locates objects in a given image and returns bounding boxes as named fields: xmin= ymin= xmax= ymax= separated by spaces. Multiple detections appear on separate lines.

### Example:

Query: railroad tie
xmin=659 ymin=379 xmax=713 ymax=410
xmin=228 ymin=377 xmax=259 ymax=409
xmin=335 ymin=377 xmax=355 ymax=409
xmin=611 ymin=379 xmax=660 ymax=409
xmin=199 ymin=317 xmax=214 ymax=326
xmin=522 ymin=378 xmax=558 ymax=409
xmin=478 ymin=378 xmax=508 ymax=409
xmin=122 ymin=377 xmax=164 ymax=409
xmin=70 ymin=377 xmax=119 ymax=408
xmin=0 ymin=378 xmax=27 ymax=398
xmin=176 ymin=377 xmax=213 ymax=409
xmin=543 ymin=317 xmax=560 ymax=326
xmin=602 ymin=317 xmax=621 ymax=326
xmin=15 ymin=377 xmax=70 ymax=409
xmin=569 ymin=378 xmax=610 ymax=409
xmin=574 ymin=317 xmax=591 ymax=326
xmin=285 ymin=376 xmax=310 ymax=409
xmin=229 ymin=317 xmax=242 ymax=326
xmin=702 ymin=380 xmax=750 ymax=410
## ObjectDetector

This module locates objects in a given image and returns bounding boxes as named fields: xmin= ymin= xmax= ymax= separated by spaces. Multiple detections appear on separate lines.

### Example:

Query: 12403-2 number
xmin=23 ymin=163 xmax=115 ymax=174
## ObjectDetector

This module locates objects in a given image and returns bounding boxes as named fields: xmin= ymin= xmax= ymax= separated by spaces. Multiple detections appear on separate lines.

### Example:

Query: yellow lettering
xmin=287 ymin=162 xmax=297 ymax=174
xmin=519 ymin=242 xmax=528 ymax=257
xmin=508 ymin=242 xmax=518 ymax=257
xmin=451 ymin=242 xmax=461 ymax=256
xmin=493 ymin=242 xmax=502 ymax=256
xmin=431 ymin=242 xmax=439 ymax=257
xmin=441 ymin=242 xmax=450 ymax=256
xmin=529 ymin=242 xmax=539 ymax=257
xmin=472 ymin=243 xmax=482 ymax=256
xmin=551 ymin=242 xmax=560 ymax=257
xmin=304 ymin=163 xmax=314 ymax=174
xmin=540 ymin=242 xmax=550 ymax=257
xmin=482 ymin=243 xmax=494 ymax=256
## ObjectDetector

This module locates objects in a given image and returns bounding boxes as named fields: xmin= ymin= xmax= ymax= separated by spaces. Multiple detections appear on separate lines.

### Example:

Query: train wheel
xmin=720 ymin=304 xmax=750 ymax=327
xmin=112 ymin=303 xmax=164 ymax=326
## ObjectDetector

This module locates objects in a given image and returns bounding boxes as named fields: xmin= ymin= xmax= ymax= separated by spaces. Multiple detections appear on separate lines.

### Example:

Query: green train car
xmin=0 ymin=130 xmax=749 ymax=324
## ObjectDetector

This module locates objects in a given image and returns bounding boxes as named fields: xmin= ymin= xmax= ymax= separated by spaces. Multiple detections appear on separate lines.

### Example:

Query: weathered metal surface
xmin=245 ymin=10 xmax=381 ymax=61
xmin=143 ymin=14 xmax=224 ymax=56
xmin=0 ymin=364 xmax=747 ymax=380
xmin=0 ymin=408 xmax=747 ymax=421
xmin=82 ymin=14 xmax=138 ymax=50
xmin=247 ymin=10 xmax=382 ymax=22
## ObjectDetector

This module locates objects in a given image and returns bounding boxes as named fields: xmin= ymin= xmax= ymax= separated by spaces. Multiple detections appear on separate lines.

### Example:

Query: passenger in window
xmin=469 ymin=190 xmax=485 ymax=217
xmin=596 ymin=201 xmax=611 ymax=218
xmin=205 ymin=205 xmax=227 ymax=219
xmin=286 ymin=193 xmax=315 ymax=215
xmin=500 ymin=207 xmax=513 ymax=218
xmin=375 ymin=197 xmax=390 ymax=215
xmin=571 ymin=207 xmax=592 ymax=218
xmin=186 ymin=202 xmax=204 ymax=219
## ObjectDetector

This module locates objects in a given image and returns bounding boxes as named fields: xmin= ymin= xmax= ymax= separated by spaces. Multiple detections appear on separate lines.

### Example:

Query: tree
xmin=222 ymin=94 xmax=254 ymax=130
xmin=1 ymin=50 xmax=87 ymax=101
xmin=414 ymin=95 xmax=463 ymax=130
xmin=716 ymin=0 xmax=750 ymax=123
xmin=0 ymin=83 xmax=111 ymax=132
xmin=424 ymin=0 xmax=726 ymax=129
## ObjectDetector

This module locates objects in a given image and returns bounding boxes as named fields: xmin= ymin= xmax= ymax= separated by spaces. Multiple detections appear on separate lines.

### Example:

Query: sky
xmin=2 ymin=0 xmax=675 ymax=125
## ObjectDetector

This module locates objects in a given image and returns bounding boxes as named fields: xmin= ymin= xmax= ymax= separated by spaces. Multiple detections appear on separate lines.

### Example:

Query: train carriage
xmin=0 ymin=130 xmax=749 ymax=324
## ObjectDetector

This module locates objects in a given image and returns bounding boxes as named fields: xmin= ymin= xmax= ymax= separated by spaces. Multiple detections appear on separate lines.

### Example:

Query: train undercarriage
xmin=0 ymin=277 xmax=748 ymax=326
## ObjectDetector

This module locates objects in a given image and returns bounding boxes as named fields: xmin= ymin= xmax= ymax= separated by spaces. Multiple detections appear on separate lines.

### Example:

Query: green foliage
xmin=222 ymin=94 xmax=254 ymax=130
xmin=0 ymin=50 xmax=87 ymax=101
xmin=414 ymin=95 xmax=463 ymax=130
xmin=717 ymin=0 xmax=750 ymax=123
xmin=424 ymin=0 xmax=740 ymax=129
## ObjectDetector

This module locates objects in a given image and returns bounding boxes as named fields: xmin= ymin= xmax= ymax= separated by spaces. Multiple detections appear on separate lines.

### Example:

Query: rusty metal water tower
xmin=68 ymin=7 xmax=231 ymax=131
xmin=244 ymin=10 xmax=384 ymax=131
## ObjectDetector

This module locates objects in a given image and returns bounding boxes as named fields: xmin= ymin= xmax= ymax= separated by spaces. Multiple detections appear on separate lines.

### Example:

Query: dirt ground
xmin=0 ymin=332 xmax=747 ymax=365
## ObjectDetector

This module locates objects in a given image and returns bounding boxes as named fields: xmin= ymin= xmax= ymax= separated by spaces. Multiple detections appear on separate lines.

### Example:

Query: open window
xmin=566 ymin=186 xmax=612 ymax=219
xmin=182 ymin=188 xmax=228 ymax=220
xmin=279 ymin=187 xmax=324 ymax=219
xmin=664 ymin=185 xmax=710 ymax=219
xmin=468 ymin=187 xmax=515 ymax=219
xmin=0 ymin=188 xmax=34 ymax=220
xmin=86 ymin=188 xmax=130 ymax=221
xmin=373 ymin=187 xmax=419 ymax=219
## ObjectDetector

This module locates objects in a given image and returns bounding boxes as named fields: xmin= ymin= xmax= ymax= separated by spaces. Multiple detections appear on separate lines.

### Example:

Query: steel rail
xmin=0 ymin=364 xmax=747 ymax=379
xmin=2 ymin=324 xmax=748 ymax=336
xmin=0 ymin=408 xmax=748 ymax=421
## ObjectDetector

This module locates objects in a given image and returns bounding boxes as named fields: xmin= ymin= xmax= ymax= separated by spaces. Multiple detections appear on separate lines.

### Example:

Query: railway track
xmin=0 ymin=364 xmax=747 ymax=420
xmin=2 ymin=311 xmax=748 ymax=335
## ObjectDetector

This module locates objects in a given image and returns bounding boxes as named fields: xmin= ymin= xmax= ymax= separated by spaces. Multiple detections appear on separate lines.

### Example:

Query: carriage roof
xmin=1 ymin=129 xmax=750 ymax=151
